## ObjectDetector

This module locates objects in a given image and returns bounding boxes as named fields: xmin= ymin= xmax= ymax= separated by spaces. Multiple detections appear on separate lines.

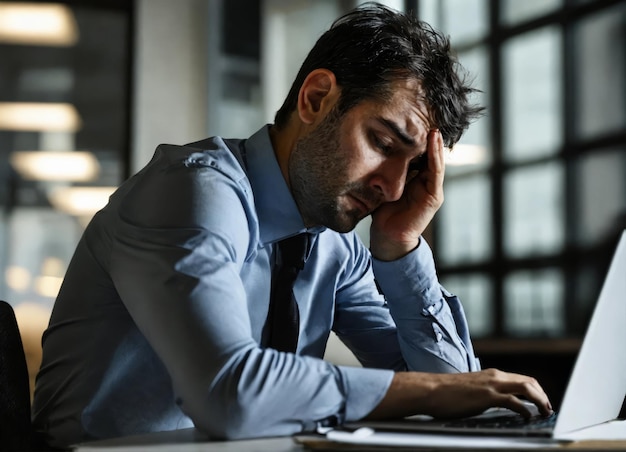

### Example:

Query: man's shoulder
xmin=152 ymin=136 xmax=249 ymax=182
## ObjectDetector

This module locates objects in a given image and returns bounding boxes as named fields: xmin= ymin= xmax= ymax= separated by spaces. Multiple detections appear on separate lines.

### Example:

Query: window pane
xmin=441 ymin=0 xmax=488 ymax=43
xmin=575 ymin=149 xmax=626 ymax=247
xmin=572 ymin=262 xmax=604 ymax=335
xmin=500 ymin=0 xmax=562 ymax=26
xmin=502 ymin=27 xmax=562 ymax=162
xmin=447 ymin=47 xmax=491 ymax=174
xmin=438 ymin=175 xmax=492 ymax=264
xmin=504 ymin=162 xmax=565 ymax=257
xmin=417 ymin=0 xmax=441 ymax=29
xmin=504 ymin=269 xmax=564 ymax=337
xmin=441 ymin=274 xmax=493 ymax=337
xmin=574 ymin=4 xmax=626 ymax=139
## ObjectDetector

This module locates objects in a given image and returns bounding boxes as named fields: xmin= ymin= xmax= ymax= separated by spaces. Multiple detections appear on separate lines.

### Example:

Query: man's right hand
xmin=366 ymin=368 xmax=553 ymax=421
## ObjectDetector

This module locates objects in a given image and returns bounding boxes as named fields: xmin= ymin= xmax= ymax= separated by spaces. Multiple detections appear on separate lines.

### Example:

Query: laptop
xmin=343 ymin=230 xmax=626 ymax=440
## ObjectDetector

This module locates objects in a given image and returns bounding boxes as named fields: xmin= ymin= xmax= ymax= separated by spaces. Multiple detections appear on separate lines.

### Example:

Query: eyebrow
xmin=376 ymin=117 xmax=416 ymax=147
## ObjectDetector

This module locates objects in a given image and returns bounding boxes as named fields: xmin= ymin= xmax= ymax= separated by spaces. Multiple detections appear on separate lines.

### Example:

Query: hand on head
xmin=369 ymin=128 xmax=446 ymax=261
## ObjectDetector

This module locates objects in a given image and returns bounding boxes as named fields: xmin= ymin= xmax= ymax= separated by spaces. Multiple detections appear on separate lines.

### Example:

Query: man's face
xmin=289 ymin=78 xmax=433 ymax=233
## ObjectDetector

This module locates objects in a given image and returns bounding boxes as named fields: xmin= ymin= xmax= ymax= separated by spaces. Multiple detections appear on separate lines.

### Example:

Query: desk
xmin=74 ymin=428 xmax=626 ymax=452
xmin=75 ymin=428 xmax=301 ymax=451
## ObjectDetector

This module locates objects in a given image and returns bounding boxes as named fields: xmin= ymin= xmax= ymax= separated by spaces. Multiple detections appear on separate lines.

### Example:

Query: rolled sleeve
xmin=372 ymin=239 xmax=479 ymax=373
xmin=337 ymin=366 xmax=394 ymax=422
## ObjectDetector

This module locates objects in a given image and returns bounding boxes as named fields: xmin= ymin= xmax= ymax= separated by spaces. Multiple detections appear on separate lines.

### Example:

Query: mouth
xmin=348 ymin=194 xmax=373 ymax=215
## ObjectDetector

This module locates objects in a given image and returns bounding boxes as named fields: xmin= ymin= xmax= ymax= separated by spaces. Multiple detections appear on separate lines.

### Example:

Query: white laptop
xmin=342 ymin=230 xmax=626 ymax=440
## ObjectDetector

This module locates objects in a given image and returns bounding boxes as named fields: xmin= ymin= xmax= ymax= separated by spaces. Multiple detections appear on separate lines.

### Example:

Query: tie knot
xmin=278 ymin=234 xmax=309 ymax=271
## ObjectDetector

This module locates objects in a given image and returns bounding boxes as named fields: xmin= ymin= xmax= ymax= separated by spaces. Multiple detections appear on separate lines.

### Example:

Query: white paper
xmin=555 ymin=420 xmax=626 ymax=441
xmin=326 ymin=428 xmax=560 ymax=449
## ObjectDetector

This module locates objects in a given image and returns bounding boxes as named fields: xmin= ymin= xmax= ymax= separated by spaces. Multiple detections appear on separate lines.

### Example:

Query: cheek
xmin=348 ymin=147 xmax=385 ymax=183
xmin=339 ymin=133 xmax=380 ymax=176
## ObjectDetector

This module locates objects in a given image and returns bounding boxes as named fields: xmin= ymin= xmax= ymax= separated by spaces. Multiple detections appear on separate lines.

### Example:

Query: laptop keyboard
xmin=442 ymin=411 xmax=558 ymax=431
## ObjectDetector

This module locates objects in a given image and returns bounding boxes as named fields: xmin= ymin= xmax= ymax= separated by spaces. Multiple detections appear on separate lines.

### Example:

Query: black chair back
xmin=0 ymin=300 xmax=31 ymax=451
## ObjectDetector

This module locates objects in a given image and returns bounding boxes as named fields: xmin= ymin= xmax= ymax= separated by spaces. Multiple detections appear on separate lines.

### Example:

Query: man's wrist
xmin=370 ymin=236 xmax=421 ymax=262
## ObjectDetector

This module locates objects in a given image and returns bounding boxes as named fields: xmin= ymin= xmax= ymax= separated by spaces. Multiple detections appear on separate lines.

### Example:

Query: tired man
xmin=33 ymin=3 xmax=551 ymax=449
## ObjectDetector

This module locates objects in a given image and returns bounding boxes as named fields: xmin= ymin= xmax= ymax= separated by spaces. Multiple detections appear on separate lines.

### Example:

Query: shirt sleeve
xmin=372 ymin=238 xmax=481 ymax=373
xmin=108 ymin=147 xmax=393 ymax=439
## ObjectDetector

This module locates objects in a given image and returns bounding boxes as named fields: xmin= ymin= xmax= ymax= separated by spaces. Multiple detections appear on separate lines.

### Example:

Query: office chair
xmin=0 ymin=300 xmax=31 ymax=451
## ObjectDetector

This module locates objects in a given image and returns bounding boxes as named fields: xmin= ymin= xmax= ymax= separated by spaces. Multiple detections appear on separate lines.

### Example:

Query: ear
xmin=297 ymin=69 xmax=339 ymax=125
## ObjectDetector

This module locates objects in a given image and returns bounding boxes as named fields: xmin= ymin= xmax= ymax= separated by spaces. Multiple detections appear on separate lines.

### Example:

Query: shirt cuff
xmin=336 ymin=366 xmax=394 ymax=422
xmin=371 ymin=238 xmax=439 ymax=305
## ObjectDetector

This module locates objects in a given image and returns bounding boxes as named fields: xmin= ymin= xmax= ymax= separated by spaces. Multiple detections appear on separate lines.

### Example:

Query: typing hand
xmin=366 ymin=368 xmax=554 ymax=421
xmin=418 ymin=368 xmax=554 ymax=420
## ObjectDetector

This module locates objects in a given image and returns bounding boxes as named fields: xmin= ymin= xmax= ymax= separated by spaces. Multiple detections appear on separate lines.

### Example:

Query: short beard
xmin=289 ymin=108 xmax=365 ymax=233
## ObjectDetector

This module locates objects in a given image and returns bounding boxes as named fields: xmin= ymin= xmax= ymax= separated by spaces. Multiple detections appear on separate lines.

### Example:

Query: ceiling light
xmin=10 ymin=151 xmax=100 ymax=182
xmin=0 ymin=2 xmax=78 ymax=46
xmin=47 ymin=186 xmax=116 ymax=217
xmin=0 ymin=102 xmax=81 ymax=132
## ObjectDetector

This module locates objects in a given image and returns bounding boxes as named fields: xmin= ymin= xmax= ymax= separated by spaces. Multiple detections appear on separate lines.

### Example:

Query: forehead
xmin=355 ymin=78 xmax=432 ymax=134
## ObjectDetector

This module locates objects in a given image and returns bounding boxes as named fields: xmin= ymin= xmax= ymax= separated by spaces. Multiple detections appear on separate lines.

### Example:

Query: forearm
xmin=372 ymin=239 xmax=479 ymax=372
xmin=364 ymin=372 xmax=436 ymax=420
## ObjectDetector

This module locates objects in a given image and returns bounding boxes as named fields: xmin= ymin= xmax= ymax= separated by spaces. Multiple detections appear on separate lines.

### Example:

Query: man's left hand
xmin=369 ymin=129 xmax=445 ymax=261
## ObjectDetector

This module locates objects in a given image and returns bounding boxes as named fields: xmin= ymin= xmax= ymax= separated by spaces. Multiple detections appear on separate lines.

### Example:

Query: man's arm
xmin=366 ymin=129 xmax=553 ymax=418
xmin=332 ymin=232 xmax=475 ymax=373
xmin=108 ymin=146 xmax=393 ymax=438
xmin=371 ymin=237 xmax=479 ymax=372
xmin=368 ymin=369 xmax=553 ymax=420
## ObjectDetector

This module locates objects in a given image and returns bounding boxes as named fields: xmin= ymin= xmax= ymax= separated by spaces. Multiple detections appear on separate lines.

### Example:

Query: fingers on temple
xmin=428 ymin=129 xmax=445 ymax=174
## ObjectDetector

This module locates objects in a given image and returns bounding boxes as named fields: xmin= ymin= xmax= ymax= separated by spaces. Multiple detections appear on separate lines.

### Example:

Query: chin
xmin=325 ymin=211 xmax=364 ymax=233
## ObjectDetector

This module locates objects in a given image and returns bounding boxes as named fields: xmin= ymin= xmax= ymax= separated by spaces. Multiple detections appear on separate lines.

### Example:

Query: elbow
xmin=192 ymin=388 xmax=299 ymax=440
xmin=195 ymin=404 xmax=251 ymax=440
xmin=177 ymin=377 xmax=266 ymax=440
xmin=180 ymin=351 xmax=300 ymax=440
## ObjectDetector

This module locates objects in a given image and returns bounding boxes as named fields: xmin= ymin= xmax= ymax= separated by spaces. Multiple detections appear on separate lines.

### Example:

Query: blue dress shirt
xmin=32 ymin=126 xmax=479 ymax=448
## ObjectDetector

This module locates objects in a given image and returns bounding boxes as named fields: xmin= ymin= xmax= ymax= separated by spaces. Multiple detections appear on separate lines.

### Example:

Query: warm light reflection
xmin=35 ymin=275 xmax=63 ymax=298
xmin=0 ymin=3 xmax=78 ymax=46
xmin=47 ymin=186 xmax=116 ymax=217
xmin=41 ymin=257 xmax=65 ymax=277
xmin=446 ymin=144 xmax=488 ymax=166
xmin=10 ymin=151 xmax=100 ymax=182
xmin=0 ymin=102 xmax=81 ymax=131
xmin=5 ymin=266 xmax=31 ymax=293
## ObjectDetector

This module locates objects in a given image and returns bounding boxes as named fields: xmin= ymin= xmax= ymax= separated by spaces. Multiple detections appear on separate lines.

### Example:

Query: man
xmin=32 ymin=3 xmax=552 ymax=449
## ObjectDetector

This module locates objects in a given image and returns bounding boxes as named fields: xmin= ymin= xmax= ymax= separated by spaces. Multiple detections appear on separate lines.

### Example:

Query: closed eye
xmin=371 ymin=133 xmax=395 ymax=156
xmin=408 ymin=153 xmax=428 ymax=173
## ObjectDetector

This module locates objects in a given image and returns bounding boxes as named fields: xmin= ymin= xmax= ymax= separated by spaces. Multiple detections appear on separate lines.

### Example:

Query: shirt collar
xmin=245 ymin=125 xmax=325 ymax=246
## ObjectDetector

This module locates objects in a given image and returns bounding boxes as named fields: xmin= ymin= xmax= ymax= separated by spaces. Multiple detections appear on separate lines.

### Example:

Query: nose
xmin=369 ymin=161 xmax=407 ymax=202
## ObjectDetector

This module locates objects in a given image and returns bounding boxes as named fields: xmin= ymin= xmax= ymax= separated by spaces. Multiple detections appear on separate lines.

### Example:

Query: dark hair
xmin=273 ymin=2 xmax=483 ymax=148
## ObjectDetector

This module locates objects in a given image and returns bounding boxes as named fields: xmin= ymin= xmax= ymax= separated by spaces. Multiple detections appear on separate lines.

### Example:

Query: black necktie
xmin=263 ymin=234 xmax=309 ymax=353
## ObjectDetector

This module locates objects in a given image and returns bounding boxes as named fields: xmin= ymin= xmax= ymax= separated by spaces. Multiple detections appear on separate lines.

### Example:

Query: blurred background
xmin=0 ymin=0 xmax=624 ymax=408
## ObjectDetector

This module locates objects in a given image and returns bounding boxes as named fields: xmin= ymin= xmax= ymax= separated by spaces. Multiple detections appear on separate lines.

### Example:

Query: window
xmin=417 ymin=0 xmax=626 ymax=339
xmin=0 ymin=1 xmax=133 ymax=315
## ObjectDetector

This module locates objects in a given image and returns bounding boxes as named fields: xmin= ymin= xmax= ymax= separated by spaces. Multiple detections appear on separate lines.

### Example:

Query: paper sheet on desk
xmin=555 ymin=419 xmax=626 ymax=441
xmin=326 ymin=428 xmax=559 ymax=449
xmin=325 ymin=420 xmax=626 ymax=449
